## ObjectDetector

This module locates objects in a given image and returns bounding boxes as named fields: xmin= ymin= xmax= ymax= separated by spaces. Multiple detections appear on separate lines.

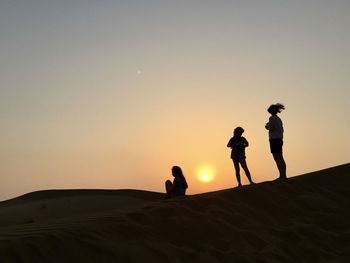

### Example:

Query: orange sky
xmin=1 ymin=1 xmax=349 ymax=200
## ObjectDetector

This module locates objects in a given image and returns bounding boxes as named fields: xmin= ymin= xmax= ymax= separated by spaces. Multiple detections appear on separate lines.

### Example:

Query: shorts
xmin=232 ymin=156 xmax=247 ymax=167
xmin=269 ymin=138 xmax=283 ymax=153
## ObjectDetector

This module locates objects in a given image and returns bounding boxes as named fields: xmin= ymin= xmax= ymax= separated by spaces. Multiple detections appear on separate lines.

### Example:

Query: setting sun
xmin=197 ymin=165 xmax=215 ymax=183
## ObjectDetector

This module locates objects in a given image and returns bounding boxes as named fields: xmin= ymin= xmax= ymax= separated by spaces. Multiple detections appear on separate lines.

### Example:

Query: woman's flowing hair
xmin=267 ymin=103 xmax=285 ymax=114
xmin=172 ymin=166 xmax=188 ymax=189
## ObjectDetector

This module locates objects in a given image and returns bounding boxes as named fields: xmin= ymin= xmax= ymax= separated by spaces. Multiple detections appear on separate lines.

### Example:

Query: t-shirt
xmin=268 ymin=115 xmax=284 ymax=139
xmin=227 ymin=136 xmax=249 ymax=159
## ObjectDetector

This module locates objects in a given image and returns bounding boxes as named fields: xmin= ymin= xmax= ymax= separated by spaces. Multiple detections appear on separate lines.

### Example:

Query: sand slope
xmin=0 ymin=163 xmax=349 ymax=262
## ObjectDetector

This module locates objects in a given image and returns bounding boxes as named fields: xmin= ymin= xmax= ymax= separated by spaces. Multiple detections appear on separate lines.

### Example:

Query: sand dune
xmin=0 ymin=163 xmax=349 ymax=262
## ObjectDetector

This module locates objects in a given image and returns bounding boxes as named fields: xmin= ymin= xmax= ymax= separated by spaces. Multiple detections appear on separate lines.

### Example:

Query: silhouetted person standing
xmin=165 ymin=166 xmax=188 ymax=199
xmin=227 ymin=127 xmax=254 ymax=187
xmin=265 ymin=103 xmax=287 ymax=180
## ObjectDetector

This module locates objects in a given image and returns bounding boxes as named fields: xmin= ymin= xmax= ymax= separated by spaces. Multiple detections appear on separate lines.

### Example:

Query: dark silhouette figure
xmin=265 ymin=103 xmax=287 ymax=180
xmin=165 ymin=166 xmax=188 ymax=199
xmin=227 ymin=127 xmax=254 ymax=187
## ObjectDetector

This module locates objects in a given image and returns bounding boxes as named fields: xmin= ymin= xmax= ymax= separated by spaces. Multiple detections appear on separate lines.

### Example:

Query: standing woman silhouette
xmin=265 ymin=103 xmax=287 ymax=180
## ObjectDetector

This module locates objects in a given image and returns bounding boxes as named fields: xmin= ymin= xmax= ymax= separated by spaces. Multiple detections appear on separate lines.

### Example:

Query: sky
xmin=1 ymin=1 xmax=349 ymax=201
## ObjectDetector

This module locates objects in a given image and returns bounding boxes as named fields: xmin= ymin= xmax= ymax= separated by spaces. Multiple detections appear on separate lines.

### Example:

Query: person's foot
xmin=237 ymin=183 xmax=243 ymax=187
xmin=275 ymin=177 xmax=287 ymax=182
xmin=249 ymin=181 xmax=255 ymax=185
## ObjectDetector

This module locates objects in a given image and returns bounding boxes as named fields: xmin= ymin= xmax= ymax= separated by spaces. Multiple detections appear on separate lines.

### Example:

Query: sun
xmin=197 ymin=165 xmax=215 ymax=183
xmin=202 ymin=173 xmax=210 ymax=182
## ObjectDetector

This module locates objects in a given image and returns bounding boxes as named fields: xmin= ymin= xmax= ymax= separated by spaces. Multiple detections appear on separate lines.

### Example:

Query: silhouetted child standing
xmin=227 ymin=127 xmax=254 ymax=187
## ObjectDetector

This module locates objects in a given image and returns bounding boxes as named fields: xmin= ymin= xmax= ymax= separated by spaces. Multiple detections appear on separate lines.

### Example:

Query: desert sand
xmin=0 ymin=163 xmax=349 ymax=263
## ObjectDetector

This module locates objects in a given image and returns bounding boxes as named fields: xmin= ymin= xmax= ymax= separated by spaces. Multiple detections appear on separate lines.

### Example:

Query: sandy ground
xmin=0 ymin=163 xmax=349 ymax=262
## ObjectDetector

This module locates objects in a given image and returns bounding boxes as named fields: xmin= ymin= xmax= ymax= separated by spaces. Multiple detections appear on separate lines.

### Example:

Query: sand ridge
xmin=0 ymin=163 xmax=349 ymax=262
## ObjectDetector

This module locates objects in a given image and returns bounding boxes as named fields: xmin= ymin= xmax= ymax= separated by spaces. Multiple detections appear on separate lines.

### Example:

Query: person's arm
xmin=243 ymin=138 xmax=249 ymax=147
xmin=266 ymin=117 xmax=276 ymax=131
xmin=173 ymin=177 xmax=180 ymax=188
xmin=227 ymin=138 xmax=233 ymax=148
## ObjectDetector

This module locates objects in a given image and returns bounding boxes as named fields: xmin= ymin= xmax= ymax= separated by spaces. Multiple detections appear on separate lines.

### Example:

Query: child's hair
xmin=234 ymin=126 xmax=244 ymax=136
xmin=267 ymin=103 xmax=285 ymax=114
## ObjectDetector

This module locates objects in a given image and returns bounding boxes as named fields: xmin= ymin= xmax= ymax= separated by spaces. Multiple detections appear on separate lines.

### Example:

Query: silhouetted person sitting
xmin=265 ymin=103 xmax=287 ymax=181
xmin=165 ymin=166 xmax=188 ymax=199
xmin=227 ymin=127 xmax=254 ymax=187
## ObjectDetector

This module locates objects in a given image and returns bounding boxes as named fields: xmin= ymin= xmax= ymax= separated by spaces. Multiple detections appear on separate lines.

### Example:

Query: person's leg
xmin=165 ymin=180 xmax=173 ymax=199
xmin=272 ymin=153 xmax=287 ymax=180
xmin=233 ymin=159 xmax=242 ymax=186
xmin=279 ymin=153 xmax=287 ymax=179
xmin=240 ymin=158 xmax=254 ymax=184
xmin=270 ymin=139 xmax=287 ymax=180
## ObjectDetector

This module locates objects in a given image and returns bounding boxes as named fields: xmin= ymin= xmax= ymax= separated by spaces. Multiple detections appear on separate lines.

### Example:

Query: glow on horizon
xmin=196 ymin=164 xmax=215 ymax=183
xmin=0 ymin=1 xmax=349 ymax=201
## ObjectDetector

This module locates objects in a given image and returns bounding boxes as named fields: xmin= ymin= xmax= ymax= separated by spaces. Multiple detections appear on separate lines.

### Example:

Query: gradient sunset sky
xmin=1 ymin=1 xmax=349 ymax=200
